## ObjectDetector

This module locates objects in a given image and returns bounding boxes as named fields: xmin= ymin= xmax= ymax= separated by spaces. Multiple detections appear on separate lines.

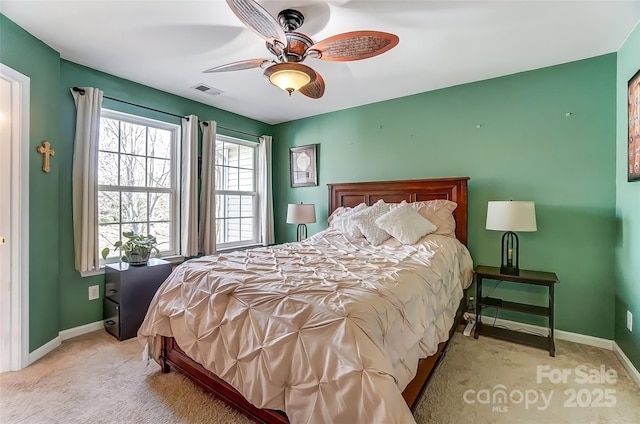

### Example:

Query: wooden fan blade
xmin=300 ymin=72 xmax=325 ymax=99
xmin=308 ymin=31 xmax=399 ymax=62
xmin=203 ymin=59 xmax=274 ymax=73
xmin=226 ymin=0 xmax=287 ymax=45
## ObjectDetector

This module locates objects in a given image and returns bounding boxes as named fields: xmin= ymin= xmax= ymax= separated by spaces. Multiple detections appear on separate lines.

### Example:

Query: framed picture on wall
xmin=629 ymin=68 xmax=640 ymax=182
xmin=290 ymin=144 xmax=318 ymax=187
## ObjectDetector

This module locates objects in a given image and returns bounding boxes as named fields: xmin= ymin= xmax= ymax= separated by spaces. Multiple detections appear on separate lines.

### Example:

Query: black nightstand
xmin=103 ymin=258 xmax=172 ymax=341
xmin=474 ymin=265 xmax=559 ymax=356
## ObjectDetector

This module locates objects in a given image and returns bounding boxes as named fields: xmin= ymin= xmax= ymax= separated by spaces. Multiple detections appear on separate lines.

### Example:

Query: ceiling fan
xmin=204 ymin=0 xmax=399 ymax=99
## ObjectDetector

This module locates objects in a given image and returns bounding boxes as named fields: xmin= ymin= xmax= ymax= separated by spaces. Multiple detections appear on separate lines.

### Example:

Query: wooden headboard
xmin=327 ymin=177 xmax=470 ymax=245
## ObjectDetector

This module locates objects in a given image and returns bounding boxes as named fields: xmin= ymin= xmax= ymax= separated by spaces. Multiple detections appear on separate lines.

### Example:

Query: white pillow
xmin=332 ymin=203 xmax=368 ymax=239
xmin=328 ymin=206 xmax=353 ymax=226
xmin=375 ymin=201 xmax=437 ymax=245
xmin=388 ymin=199 xmax=458 ymax=238
xmin=350 ymin=200 xmax=391 ymax=246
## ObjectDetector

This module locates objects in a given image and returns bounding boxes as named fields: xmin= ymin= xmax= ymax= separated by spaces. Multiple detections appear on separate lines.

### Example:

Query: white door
xmin=0 ymin=75 xmax=11 ymax=371
xmin=0 ymin=64 xmax=30 ymax=372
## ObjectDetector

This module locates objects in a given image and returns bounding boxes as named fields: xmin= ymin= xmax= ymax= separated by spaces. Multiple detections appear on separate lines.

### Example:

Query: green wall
xmin=1 ymin=12 xmax=630 ymax=355
xmin=57 ymin=61 xmax=272 ymax=331
xmin=616 ymin=22 xmax=640 ymax=369
xmin=1 ymin=13 xmax=272 ymax=351
xmin=1 ymin=14 xmax=61 ymax=352
xmin=273 ymin=55 xmax=617 ymax=339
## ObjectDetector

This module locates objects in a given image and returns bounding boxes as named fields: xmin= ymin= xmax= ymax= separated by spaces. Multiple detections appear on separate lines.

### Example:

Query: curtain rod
xmin=72 ymin=87 xmax=263 ymax=139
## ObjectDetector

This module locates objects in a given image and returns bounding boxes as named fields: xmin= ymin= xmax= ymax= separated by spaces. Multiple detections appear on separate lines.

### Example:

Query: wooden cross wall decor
xmin=37 ymin=141 xmax=55 ymax=173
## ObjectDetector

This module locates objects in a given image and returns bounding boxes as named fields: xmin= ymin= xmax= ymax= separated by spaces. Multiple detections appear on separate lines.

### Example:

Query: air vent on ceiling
xmin=192 ymin=84 xmax=223 ymax=96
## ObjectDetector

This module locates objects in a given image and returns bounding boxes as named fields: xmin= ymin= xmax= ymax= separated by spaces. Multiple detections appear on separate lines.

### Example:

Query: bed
xmin=139 ymin=176 xmax=472 ymax=423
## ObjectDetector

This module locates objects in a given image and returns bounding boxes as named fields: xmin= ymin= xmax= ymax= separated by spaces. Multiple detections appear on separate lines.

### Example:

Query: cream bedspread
xmin=139 ymin=229 xmax=473 ymax=424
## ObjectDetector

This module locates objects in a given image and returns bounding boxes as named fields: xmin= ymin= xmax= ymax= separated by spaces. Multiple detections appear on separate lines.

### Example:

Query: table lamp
xmin=286 ymin=203 xmax=316 ymax=241
xmin=486 ymin=201 xmax=537 ymax=275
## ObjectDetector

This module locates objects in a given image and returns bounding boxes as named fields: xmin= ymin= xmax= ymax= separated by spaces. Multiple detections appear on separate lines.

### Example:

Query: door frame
xmin=0 ymin=63 xmax=30 ymax=371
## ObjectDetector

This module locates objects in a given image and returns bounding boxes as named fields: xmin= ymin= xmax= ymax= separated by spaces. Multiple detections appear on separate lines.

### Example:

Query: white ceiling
xmin=2 ymin=0 xmax=639 ymax=125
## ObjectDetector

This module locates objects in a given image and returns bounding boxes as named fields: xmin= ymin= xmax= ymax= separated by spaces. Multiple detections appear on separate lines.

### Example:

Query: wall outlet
xmin=88 ymin=285 xmax=100 ymax=301
xmin=627 ymin=310 xmax=633 ymax=332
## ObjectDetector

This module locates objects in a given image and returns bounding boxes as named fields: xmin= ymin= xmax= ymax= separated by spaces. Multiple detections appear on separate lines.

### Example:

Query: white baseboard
xmin=555 ymin=328 xmax=614 ymax=350
xmin=28 ymin=336 xmax=61 ymax=365
xmin=480 ymin=316 xmax=614 ymax=350
xmin=28 ymin=320 xmax=104 ymax=365
xmin=59 ymin=320 xmax=104 ymax=341
xmin=480 ymin=317 xmax=640 ymax=387
xmin=613 ymin=342 xmax=640 ymax=388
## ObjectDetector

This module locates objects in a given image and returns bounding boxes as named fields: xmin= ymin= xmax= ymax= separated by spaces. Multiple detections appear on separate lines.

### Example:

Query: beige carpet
xmin=1 ymin=329 xmax=639 ymax=423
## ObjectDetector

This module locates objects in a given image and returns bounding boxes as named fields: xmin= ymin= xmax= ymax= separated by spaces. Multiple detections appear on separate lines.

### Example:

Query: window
xmin=215 ymin=135 xmax=258 ymax=249
xmin=97 ymin=110 xmax=180 ymax=262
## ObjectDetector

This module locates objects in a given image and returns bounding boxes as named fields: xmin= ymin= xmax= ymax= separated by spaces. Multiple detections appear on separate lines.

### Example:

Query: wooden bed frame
xmin=158 ymin=176 xmax=470 ymax=423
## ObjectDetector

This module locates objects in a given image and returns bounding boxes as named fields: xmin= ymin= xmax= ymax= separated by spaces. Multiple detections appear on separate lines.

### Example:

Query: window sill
xmin=79 ymin=268 xmax=105 ymax=278
xmin=79 ymin=255 xmax=185 ymax=277
xmin=216 ymin=244 xmax=263 ymax=254
xmin=161 ymin=255 xmax=186 ymax=265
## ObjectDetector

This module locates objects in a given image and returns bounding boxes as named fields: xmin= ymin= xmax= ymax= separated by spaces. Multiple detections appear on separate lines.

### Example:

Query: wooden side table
xmin=474 ymin=265 xmax=559 ymax=356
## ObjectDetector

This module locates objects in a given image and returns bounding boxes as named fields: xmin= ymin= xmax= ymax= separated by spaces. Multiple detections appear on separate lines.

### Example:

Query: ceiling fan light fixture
xmin=212 ymin=0 xmax=399 ymax=99
xmin=264 ymin=63 xmax=316 ymax=95
xmin=271 ymin=70 xmax=310 ymax=94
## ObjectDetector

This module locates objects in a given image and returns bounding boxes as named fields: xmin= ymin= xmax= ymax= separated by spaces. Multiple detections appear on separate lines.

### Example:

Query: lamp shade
xmin=286 ymin=203 xmax=316 ymax=224
xmin=264 ymin=63 xmax=316 ymax=95
xmin=486 ymin=201 xmax=537 ymax=232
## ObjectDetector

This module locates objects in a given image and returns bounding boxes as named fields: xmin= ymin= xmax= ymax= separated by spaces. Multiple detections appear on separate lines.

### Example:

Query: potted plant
xmin=101 ymin=231 xmax=160 ymax=266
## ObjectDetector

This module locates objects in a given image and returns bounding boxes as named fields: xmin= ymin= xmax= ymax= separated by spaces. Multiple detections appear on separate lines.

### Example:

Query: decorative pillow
xmin=379 ymin=237 xmax=402 ymax=248
xmin=331 ymin=203 xmax=368 ymax=239
xmin=375 ymin=201 xmax=437 ymax=244
xmin=328 ymin=206 xmax=351 ymax=226
xmin=415 ymin=200 xmax=457 ymax=238
xmin=350 ymin=200 xmax=391 ymax=246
